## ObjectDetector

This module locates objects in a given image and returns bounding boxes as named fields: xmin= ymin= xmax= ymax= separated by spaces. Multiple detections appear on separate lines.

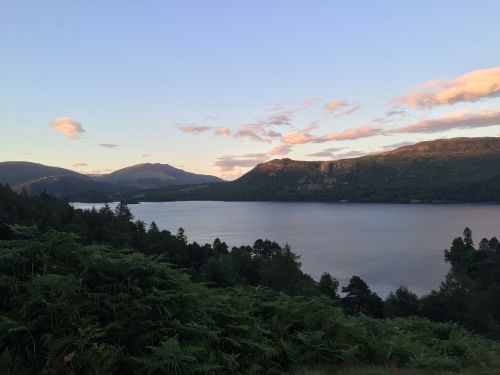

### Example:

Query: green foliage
xmin=318 ymin=272 xmax=339 ymax=300
xmin=1 ymin=232 xmax=500 ymax=374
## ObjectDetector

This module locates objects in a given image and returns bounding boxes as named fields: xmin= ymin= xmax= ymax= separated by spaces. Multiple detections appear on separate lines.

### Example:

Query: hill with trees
xmin=96 ymin=163 xmax=223 ymax=188
xmin=2 ymin=186 xmax=500 ymax=373
xmin=138 ymin=137 xmax=500 ymax=203
xmin=0 ymin=162 xmax=223 ymax=200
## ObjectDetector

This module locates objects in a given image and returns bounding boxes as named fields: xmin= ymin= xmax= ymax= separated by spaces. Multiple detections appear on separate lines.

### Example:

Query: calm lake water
xmin=72 ymin=201 xmax=500 ymax=297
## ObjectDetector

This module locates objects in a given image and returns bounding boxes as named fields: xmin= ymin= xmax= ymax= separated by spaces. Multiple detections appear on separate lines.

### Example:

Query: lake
xmin=72 ymin=201 xmax=500 ymax=297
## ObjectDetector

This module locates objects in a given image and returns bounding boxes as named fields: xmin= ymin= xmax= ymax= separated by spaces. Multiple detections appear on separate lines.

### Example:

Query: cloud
xmin=282 ymin=124 xmax=383 ymax=144
xmin=73 ymin=163 xmax=88 ymax=167
xmin=302 ymin=97 xmax=321 ymax=109
xmin=268 ymin=144 xmax=292 ymax=156
xmin=141 ymin=154 xmax=149 ymax=157
xmin=215 ymin=127 xmax=231 ymax=136
xmin=336 ymin=105 xmax=360 ymax=117
xmin=381 ymin=141 xmax=416 ymax=150
xmin=323 ymin=100 xmax=359 ymax=117
xmin=332 ymin=150 xmax=372 ymax=159
xmin=386 ymin=108 xmax=407 ymax=117
xmin=50 ymin=117 xmax=85 ymax=140
xmin=261 ymin=109 xmax=294 ymax=126
xmin=177 ymin=123 xmax=211 ymax=134
xmin=391 ymin=108 xmax=500 ymax=134
xmin=23 ymin=152 xmax=32 ymax=156
xmin=98 ymin=143 xmax=118 ymax=148
xmin=214 ymin=154 xmax=268 ymax=172
xmin=394 ymin=67 xmax=500 ymax=109
xmin=234 ymin=124 xmax=282 ymax=143
xmin=306 ymin=147 xmax=347 ymax=157
xmin=324 ymin=99 xmax=348 ymax=113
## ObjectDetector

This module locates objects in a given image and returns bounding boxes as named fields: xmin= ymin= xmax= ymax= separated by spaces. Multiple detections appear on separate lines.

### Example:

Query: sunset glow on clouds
xmin=281 ymin=124 xmax=383 ymax=144
xmin=47 ymin=65 xmax=500 ymax=179
xmin=50 ymin=117 xmax=84 ymax=140
xmin=391 ymin=108 xmax=500 ymax=134
xmin=177 ymin=124 xmax=211 ymax=134
xmin=3 ymin=2 xmax=500 ymax=180
xmin=170 ymin=65 xmax=500 ymax=177
xmin=394 ymin=67 xmax=500 ymax=109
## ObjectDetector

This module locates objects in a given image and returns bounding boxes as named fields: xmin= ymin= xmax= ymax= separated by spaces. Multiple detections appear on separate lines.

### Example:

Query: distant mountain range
xmin=3 ymin=137 xmax=500 ymax=203
xmin=129 ymin=137 xmax=500 ymax=203
xmin=0 ymin=162 xmax=223 ymax=201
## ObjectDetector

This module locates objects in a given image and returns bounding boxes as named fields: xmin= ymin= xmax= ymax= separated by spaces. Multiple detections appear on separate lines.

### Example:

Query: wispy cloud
xmin=394 ymin=67 xmax=500 ymax=109
xmin=141 ymin=154 xmax=149 ymax=157
xmin=336 ymin=105 xmax=360 ymax=117
xmin=332 ymin=150 xmax=372 ymax=159
xmin=177 ymin=123 xmax=211 ymax=134
xmin=73 ymin=163 xmax=88 ymax=167
xmin=306 ymin=147 xmax=347 ymax=157
xmin=234 ymin=124 xmax=282 ymax=143
xmin=302 ymin=97 xmax=321 ymax=109
xmin=282 ymin=124 xmax=383 ymax=144
xmin=215 ymin=127 xmax=231 ymax=136
xmin=98 ymin=143 xmax=118 ymax=148
xmin=214 ymin=154 xmax=268 ymax=172
xmin=268 ymin=144 xmax=292 ymax=156
xmin=381 ymin=141 xmax=415 ymax=150
xmin=324 ymin=99 xmax=348 ymax=113
xmin=323 ymin=99 xmax=360 ymax=117
xmin=50 ymin=117 xmax=85 ymax=140
xmin=391 ymin=108 xmax=500 ymax=134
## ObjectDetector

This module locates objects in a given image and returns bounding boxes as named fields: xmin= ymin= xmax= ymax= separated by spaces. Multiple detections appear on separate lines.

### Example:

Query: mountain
xmin=17 ymin=176 xmax=123 ymax=201
xmin=0 ymin=161 xmax=85 ymax=186
xmin=134 ymin=137 xmax=500 ymax=203
xmin=0 ymin=161 xmax=223 ymax=200
xmin=97 ymin=163 xmax=223 ymax=188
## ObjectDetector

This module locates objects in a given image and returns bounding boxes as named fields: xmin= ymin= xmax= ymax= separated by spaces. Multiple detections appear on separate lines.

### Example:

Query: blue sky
xmin=1 ymin=1 xmax=500 ymax=179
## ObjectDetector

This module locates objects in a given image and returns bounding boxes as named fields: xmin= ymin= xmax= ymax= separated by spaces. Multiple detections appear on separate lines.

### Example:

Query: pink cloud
xmin=281 ymin=124 xmax=383 ymax=144
xmin=177 ymin=123 xmax=211 ymax=134
xmin=50 ymin=117 xmax=85 ymax=140
xmin=234 ymin=124 xmax=271 ymax=143
xmin=214 ymin=154 xmax=268 ymax=172
xmin=336 ymin=105 xmax=360 ymax=117
xmin=268 ymin=144 xmax=292 ymax=156
xmin=215 ymin=127 xmax=231 ymax=136
xmin=391 ymin=108 xmax=500 ymax=134
xmin=324 ymin=99 xmax=348 ymax=113
xmin=302 ymin=97 xmax=322 ymax=109
xmin=394 ymin=67 xmax=500 ymax=109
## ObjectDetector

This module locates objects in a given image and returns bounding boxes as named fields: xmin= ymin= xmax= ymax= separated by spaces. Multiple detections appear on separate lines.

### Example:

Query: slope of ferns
xmin=1 ymin=229 xmax=499 ymax=374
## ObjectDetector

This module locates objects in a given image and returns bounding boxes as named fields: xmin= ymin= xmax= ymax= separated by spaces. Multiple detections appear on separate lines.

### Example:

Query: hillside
xmin=136 ymin=137 xmax=500 ymax=203
xmin=0 ymin=161 xmax=86 ymax=186
xmin=97 ymin=162 xmax=223 ymax=188
xmin=0 ymin=161 xmax=223 ymax=200
xmin=2 ymin=187 xmax=500 ymax=373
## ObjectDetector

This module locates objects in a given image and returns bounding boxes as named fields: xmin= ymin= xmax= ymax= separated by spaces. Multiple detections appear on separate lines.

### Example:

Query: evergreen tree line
xmin=1 ymin=184 xmax=500 ymax=338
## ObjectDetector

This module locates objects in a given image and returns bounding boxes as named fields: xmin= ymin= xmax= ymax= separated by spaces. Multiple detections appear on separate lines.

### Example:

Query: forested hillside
xmin=140 ymin=137 xmax=500 ymax=203
xmin=1 ymin=185 xmax=500 ymax=374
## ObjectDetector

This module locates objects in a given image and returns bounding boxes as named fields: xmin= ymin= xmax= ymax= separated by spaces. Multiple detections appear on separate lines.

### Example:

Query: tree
xmin=385 ymin=286 xmax=420 ymax=317
xmin=318 ymin=272 xmax=339 ymax=300
xmin=342 ymin=276 xmax=383 ymax=318
xmin=115 ymin=201 xmax=133 ymax=221
xmin=212 ymin=238 xmax=228 ymax=254
xmin=148 ymin=221 xmax=160 ymax=234
xmin=176 ymin=227 xmax=187 ymax=244
xmin=463 ymin=227 xmax=474 ymax=250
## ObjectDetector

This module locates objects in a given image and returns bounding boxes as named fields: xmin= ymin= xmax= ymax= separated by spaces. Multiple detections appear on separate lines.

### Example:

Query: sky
xmin=1 ymin=1 xmax=500 ymax=180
